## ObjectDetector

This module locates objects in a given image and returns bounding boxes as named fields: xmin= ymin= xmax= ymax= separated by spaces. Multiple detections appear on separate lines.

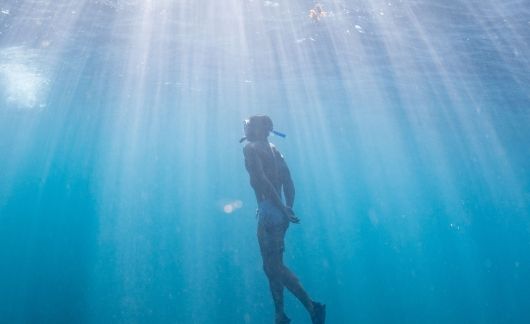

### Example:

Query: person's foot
xmin=311 ymin=301 xmax=326 ymax=324
xmin=275 ymin=313 xmax=291 ymax=324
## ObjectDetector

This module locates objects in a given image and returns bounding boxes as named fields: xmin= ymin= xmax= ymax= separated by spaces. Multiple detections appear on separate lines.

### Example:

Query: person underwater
xmin=309 ymin=4 xmax=328 ymax=21
xmin=241 ymin=115 xmax=326 ymax=324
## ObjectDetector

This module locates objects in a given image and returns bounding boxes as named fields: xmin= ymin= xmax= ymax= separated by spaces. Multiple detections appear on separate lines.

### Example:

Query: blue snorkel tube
xmin=271 ymin=130 xmax=286 ymax=138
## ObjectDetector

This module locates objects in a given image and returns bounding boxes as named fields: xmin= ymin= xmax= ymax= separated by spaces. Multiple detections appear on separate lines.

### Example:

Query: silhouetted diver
xmin=241 ymin=115 xmax=326 ymax=324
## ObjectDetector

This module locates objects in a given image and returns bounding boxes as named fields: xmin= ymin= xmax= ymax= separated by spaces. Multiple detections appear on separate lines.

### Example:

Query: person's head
xmin=243 ymin=115 xmax=273 ymax=142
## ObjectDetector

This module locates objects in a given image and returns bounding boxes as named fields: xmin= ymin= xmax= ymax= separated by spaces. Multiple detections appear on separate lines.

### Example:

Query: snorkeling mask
xmin=240 ymin=115 xmax=286 ymax=143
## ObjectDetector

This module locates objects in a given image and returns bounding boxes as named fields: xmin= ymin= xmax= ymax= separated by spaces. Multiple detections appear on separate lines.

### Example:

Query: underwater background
xmin=1 ymin=0 xmax=529 ymax=323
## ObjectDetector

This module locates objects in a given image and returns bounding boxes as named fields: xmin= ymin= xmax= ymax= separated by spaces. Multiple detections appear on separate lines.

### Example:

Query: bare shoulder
xmin=243 ymin=142 xmax=258 ymax=155
xmin=269 ymin=143 xmax=285 ymax=159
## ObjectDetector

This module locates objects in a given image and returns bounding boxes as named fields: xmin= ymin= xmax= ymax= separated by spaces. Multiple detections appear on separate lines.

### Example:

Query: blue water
xmin=1 ymin=1 xmax=529 ymax=323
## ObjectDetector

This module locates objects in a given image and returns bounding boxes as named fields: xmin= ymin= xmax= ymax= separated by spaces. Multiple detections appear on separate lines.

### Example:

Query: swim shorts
xmin=257 ymin=200 xmax=289 ymax=257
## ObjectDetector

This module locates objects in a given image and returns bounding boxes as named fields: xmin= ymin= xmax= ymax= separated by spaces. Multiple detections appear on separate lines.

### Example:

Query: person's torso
xmin=251 ymin=141 xmax=283 ymax=196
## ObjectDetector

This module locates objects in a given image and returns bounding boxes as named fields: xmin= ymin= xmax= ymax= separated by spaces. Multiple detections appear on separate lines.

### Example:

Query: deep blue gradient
xmin=1 ymin=1 xmax=529 ymax=323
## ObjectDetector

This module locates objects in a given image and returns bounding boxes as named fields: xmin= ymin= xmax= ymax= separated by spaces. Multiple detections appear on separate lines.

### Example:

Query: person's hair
xmin=246 ymin=115 xmax=273 ymax=141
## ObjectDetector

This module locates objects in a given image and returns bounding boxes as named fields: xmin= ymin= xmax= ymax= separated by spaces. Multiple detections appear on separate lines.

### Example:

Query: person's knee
xmin=263 ymin=262 xmax=273 ymax=277
xmin=263 ymin=260 xmax=281 ymax=278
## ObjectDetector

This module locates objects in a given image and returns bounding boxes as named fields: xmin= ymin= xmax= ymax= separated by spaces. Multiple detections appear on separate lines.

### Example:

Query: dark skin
xmin=244 ymin=138 xmax=315 ymax=322
xmin=243 ymin=140 xmax=299 ymax=223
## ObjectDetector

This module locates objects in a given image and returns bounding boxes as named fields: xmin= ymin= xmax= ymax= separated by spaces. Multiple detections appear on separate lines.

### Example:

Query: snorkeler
xmin=241 ymin=115 xmax=326 ymax=324
xmin=309 ymin=4 xmax=327 ymax=21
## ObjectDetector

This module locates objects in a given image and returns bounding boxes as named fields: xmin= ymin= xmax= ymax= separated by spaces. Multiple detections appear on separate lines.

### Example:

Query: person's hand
xmin=285 ymin=207 xmax=300 ymax=224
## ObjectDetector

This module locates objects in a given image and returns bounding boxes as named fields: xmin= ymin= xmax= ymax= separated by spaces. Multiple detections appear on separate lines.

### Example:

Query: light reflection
xmin=223 ymin=199 xmax=243 ymax=214
xmin=0 ymin=46 xmax=48 ymax=109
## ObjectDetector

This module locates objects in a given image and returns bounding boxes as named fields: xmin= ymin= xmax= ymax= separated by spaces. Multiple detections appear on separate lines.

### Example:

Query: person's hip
xmin=257 ymin=199 xmax=289 ymax=228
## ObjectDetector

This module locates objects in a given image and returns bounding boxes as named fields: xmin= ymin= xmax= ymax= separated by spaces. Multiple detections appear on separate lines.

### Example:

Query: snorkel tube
xmin=271 ymin=130 xmax=286 ymax=138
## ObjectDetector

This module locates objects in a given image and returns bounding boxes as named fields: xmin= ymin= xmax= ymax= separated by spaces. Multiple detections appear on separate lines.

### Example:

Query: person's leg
xmin=258 ymin=222 xmax=288 ymax=322
xmin=258 ymin=203 xmax=325 ymax=323
xmin=279 ymin=264 xmax=314 ymax=313
xmin=278 ymin=249 xmax=326 ymax=324
xmin=261 ymin=205 xmax=326 ymax=323
xmin=263 ymin=254 xmax=290 ymax=323
xmin=273 ymin=224 xmax=315 ymax=315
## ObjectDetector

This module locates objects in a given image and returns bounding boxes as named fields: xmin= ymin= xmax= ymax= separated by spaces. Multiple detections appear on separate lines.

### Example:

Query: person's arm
xmin=281 ymin=160 xmax=295 ymax=208
xmin=277 ymin=149 xmax=300 ymax=224
xmin=243 ymin=144 xmax=286 ymax=213
xmin=272 ymin=148 xmax=294 ymax=208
